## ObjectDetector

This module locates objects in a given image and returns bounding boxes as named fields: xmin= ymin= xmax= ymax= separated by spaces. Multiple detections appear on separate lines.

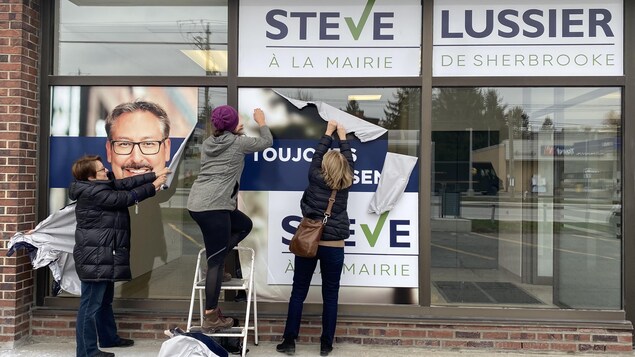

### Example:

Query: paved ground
xmin=1 ymin=337 xmax=634 ymax=357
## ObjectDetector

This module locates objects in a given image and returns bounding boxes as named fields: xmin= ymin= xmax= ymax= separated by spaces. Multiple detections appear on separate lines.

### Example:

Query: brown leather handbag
xmin=289 ymin=190 xmax=337 ymax=258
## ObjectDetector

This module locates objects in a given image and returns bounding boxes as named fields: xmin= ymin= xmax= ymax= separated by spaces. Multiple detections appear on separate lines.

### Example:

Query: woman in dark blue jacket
xmin=69 ymin=155 xmax=168 ymax=357
xmin=277 ymin=120 xmax=354 ymax=357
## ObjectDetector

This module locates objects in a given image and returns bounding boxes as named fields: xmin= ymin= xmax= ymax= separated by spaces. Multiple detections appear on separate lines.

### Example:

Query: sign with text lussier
xmin=434 ymin=0 xmax=623 ymax=76
xmin=238 ymin=0 xmax=421 ymax=77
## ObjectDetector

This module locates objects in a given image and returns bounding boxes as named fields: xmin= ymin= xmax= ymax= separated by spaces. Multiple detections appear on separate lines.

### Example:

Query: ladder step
xmin=187 ymin=247 xmax=258 ymax=354
xmin=189 ymin=326 xmax=248 ymax=336
xmin=195 ymin=278 xmax=249 ymax=290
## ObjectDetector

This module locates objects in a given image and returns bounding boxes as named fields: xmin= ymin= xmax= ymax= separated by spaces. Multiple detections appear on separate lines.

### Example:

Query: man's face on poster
xmin=105 ymin=110 xmax=171 ymax=179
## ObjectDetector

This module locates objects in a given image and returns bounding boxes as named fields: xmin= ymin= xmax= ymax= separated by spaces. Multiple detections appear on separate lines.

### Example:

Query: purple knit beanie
xmin=211 ymin=105 xmax=239 ymax=132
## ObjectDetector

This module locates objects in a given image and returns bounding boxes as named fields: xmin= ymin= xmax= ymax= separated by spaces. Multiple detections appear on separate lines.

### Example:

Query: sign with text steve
xmin=251 ymin=138 xmax=419 ymax=287
xmin=239 ymin=0 xmax=421 ymax=77
xmin=268 ymin=191 xmax=419 ymax=287
xmin=433 ymin=0 xmax=623 ymax=76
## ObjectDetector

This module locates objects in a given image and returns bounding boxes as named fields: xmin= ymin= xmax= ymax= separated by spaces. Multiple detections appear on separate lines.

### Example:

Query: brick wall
xmin=0 ymin=0 xmax=41 ymax=347
xmin=31 ymin=311 xmax=633 ymax=353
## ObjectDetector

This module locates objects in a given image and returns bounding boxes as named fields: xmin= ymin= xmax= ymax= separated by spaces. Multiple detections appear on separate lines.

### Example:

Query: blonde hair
xmin=321 ymin=150 xmax=353 ymax=190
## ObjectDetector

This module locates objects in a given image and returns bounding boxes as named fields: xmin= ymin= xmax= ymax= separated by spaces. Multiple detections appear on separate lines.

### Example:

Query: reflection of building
xmin=491 ymin=131 xmax=620 ymax=199
xmin=433 ymin=123 xmax=622 ymax=309
xmin=448 ymin=129 xmax=622 ymax=200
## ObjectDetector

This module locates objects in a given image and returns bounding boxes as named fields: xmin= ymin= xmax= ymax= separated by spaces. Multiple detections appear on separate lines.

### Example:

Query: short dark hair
xmin=105 ymin=100 xmax=171 ymax=140
xmin=72 ymin=155 xmax=102 ymax=181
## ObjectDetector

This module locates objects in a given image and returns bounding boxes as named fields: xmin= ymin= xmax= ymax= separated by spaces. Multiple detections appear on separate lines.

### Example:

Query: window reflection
xmin=431 ymin=87 xmax=621 ymax=309
xmin=48 ymin=86 xmax=227 ymax=300
xmin=56 ymin=0 xmax=228 ymax=76
xmin=269 ymin=87 xmax=421 ymax=156
xmin=226 ymin=87 xmax=422 ymax=305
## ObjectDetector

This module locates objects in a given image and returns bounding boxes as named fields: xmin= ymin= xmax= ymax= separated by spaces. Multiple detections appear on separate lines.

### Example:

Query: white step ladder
xmin=186 ymin=246 xmax=258 ymax=357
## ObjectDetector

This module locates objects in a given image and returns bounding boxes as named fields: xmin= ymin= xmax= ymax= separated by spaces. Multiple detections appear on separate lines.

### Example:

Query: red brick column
xmin=0 ymin=0 xmax=41 ymax=346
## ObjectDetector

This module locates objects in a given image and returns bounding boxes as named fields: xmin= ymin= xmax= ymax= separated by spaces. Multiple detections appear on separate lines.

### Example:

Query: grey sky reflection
xmin=57 ymin=0 xmax=228 ymax=75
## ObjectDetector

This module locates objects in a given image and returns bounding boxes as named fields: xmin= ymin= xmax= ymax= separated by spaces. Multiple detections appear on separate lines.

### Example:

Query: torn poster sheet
xmin=274 ymin=90 xmax=387 ymax=142
xmin=368 ymin=152 xmax=418 ymax=215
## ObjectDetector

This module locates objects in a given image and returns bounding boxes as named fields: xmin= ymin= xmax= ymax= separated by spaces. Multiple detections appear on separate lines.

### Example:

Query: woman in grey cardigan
xmin=187 ymin=105 xmax=273 ymax=332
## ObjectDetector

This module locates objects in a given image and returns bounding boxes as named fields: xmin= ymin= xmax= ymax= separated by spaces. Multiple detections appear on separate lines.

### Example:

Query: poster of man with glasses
xmin=44 ymin=86 xmax=205 ymax=298
xmin=104 ymin=101 xmax=172 ymax=180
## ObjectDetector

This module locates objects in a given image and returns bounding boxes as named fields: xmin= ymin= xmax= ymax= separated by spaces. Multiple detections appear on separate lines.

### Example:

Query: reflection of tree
xmin=432 ymin=88 xmax=484 ymax=126
xmin=602 ymin=110 xmax=621 ymax=128
xmin=291 ymin=89 xmax=313 ymax=102
xmin=482 ymin=89 xmax=507 ymax=139
xmin=432 ymin=88 xmax=508 ymax=149
xmin=504 ymin=106 xmax=528 ymax=198
xmin=505 ymin=105 xmax=530 ymax=139
xmin=381 ymin=88 xmax=420 ymax=129
xmin=541 ymin=117 xmax=554 ymax=131
xmin=344 ymin=99 xmax=364 ymax=118
xmin=431 ymin=88 xmax=511 ymax=194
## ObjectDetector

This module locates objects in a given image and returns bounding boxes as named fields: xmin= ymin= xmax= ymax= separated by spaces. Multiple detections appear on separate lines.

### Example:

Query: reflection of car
xmin=472 ymin=162 xmax=502 ymax=195
xmin=434 ymin=162 xmax=502 ymax=195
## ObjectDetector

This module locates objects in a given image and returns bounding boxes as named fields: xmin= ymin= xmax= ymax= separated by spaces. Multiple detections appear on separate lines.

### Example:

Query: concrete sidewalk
xmin=1 ymin=337 xmax=634 ymax=357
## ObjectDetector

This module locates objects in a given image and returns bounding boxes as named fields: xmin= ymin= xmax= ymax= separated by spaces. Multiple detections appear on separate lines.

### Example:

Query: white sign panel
xmin=433 ymin=0 xmax=623 ymax=76
xmin=268 ymin=191 xmax=419 ymax=287
xmin=239 ymin=0 xmax=421 ymax=77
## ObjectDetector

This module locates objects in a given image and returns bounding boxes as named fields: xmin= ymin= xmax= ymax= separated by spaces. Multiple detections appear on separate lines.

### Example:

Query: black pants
xmin=189 ymin=209 xmax=252 ymax=310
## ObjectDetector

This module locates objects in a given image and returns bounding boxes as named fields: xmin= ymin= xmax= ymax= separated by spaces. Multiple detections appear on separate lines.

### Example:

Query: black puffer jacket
xmin=300 ymin=135 xmax=355 ymax=241
xmin=69 ymin=172 xmax=156 ymax=282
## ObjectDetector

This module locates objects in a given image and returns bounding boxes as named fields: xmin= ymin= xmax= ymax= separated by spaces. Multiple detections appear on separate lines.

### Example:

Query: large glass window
xmin=430 ymin=87 xmax=621 ymax=309
xmin=49 ymin=86 xmax=227 ymax=300
xmin=55 ymin=0 xmax=228 ymax=76
xmin=47 ymin=86 xmax=422 ymax=305
xmin=213 ymin=87 xmax=420 ymax=305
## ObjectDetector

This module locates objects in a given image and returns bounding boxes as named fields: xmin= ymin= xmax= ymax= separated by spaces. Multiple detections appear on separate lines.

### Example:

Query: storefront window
xmin=211 ymin=87 xmax=420 ymax=305
xmin=55 ymin=0 xmax=228 ymax=76
xmin=48 ymin=86 xmax=422 ymax=305
xmin=48 ymin=85 xmax=227 ymax=299
xmin=430 ymin=87 xmax=621 ymax=309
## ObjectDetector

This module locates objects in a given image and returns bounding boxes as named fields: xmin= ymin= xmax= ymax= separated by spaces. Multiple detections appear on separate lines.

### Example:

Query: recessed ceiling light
xmin=348 ymin=94 xmax=382 ymax=101
xmin=180 ymin=50 xmax=228 ymax=73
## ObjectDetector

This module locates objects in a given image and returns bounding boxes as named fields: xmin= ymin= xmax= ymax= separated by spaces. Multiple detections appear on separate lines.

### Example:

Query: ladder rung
xmin=189 ymin=326 xmax=247 ymax=337
xmin=195 ymin=278 xmax=249 ymax=290
xmin=187 ymin=247 xmax=258 ymax=357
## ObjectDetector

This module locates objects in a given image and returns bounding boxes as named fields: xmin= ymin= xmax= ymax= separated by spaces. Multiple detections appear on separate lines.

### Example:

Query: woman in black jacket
xmin=277 ymin=120 xmax=354 ymax=357
xmin=69 ymin=155 xmax=168 ymax=357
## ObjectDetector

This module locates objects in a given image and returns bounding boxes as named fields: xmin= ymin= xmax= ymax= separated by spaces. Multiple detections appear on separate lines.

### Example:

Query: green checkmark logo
xmin=345 ymin=0 xmax=376 ymax=40
xmin=360 ymin=211 xmax=389 ymax=248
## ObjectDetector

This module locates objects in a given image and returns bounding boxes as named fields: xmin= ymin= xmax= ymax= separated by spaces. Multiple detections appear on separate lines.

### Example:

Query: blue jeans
xmin=76 ymin=281 xmax=121 ymax=357
xmin=283 ymin=245 xmax=345 ymax=347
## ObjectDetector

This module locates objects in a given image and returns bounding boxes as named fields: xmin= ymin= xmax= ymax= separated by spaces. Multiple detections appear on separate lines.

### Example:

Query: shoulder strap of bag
xmin=322 ymin=190 xmax=337 ymax=223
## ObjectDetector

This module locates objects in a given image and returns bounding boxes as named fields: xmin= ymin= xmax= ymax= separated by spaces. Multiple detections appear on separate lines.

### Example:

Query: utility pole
xmin=202 ymin=23 xmax=211 ymax=122
xmin=467 ymin=127 xmax=474 ymax=196
xmin=508 ymin=121 xmax=515 ymax=198
xmin=179 ymin=20 xmax=219 ymax=129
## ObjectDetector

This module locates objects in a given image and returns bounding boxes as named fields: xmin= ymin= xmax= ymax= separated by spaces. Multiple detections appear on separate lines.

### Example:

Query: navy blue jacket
xmin=300 ymin=135 xmax=355 ymax=242
xmin=69 ymin=172 xmax=156 ymax=282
